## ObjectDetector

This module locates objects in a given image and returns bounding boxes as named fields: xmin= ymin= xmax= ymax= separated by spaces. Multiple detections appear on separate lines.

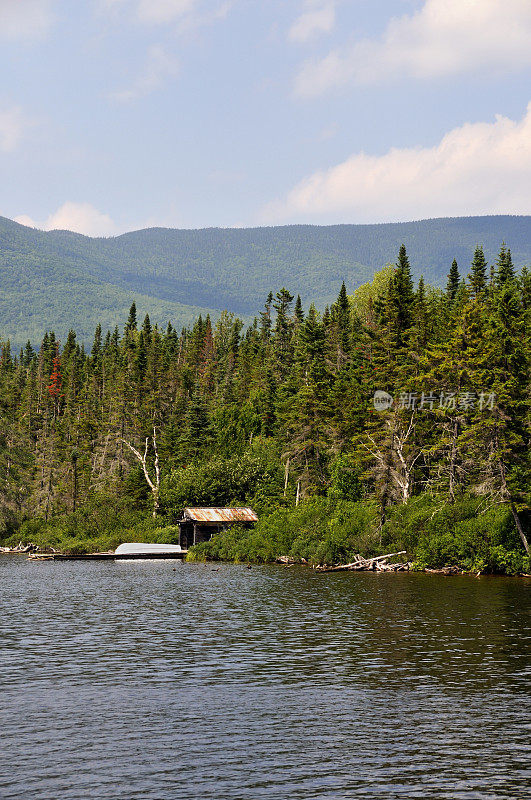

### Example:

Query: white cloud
xmin=110 ymin=44 xmax=179 ymax=102
xmin=0 ymin=0 xmax=53 ymax=40
xmin=295 ymin=0 xmax=531 ymax=96
xmin=264 ymin=103 xmax=531 ymax=224
xmin=0 ymin=107 xmax=27 ymax=152
xmin=289 ymin=0 xmax=335 ymax=43
xmin=15 ymin=202 xmax=118 ymax=237
xmin=176 ymin=0 xmax=233 ymax=32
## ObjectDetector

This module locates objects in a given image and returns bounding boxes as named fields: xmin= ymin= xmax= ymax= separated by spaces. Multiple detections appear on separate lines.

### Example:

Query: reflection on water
xmin=1 ymin=558 xmax=529 ymax=799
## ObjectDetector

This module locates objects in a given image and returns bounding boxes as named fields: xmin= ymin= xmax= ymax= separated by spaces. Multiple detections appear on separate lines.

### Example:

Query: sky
xmin=1 ymin=0 xmax=530 ymax=235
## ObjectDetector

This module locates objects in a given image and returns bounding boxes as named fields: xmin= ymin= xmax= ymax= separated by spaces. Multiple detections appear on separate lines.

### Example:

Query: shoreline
xmin=4 ymin=550 xmax=528 ymax=577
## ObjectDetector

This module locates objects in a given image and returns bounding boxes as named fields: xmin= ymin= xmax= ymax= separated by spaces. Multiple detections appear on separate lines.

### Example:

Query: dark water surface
xmin=1 ymin=557 xmax=529 ymax=800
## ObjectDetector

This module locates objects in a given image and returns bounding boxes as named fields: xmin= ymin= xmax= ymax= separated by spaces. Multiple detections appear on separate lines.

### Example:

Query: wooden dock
xmin=29 ymin=551 xmax=188 ymax=562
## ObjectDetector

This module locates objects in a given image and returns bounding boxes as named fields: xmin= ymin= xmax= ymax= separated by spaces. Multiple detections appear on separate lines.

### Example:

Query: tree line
xmin=0 ymin=243 xmax=529 ymax=566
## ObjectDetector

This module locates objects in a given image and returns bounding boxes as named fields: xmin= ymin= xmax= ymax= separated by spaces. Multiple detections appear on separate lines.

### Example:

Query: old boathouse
xmin=178 ymin=507 xmax=258 ymax=549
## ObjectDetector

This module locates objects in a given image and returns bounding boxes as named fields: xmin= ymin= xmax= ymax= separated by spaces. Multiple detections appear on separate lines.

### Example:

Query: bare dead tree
xmin=121 ymin=428 xmax=161 ymax=517
xmin=363 ymin=413 xmax=423 ymax=504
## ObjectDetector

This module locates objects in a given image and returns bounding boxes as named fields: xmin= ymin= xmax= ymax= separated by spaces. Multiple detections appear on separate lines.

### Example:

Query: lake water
xmin=1 ymin=557 xmax=529 ymax=800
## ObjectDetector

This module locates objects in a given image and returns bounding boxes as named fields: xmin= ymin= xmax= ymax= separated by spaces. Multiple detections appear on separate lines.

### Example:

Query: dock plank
xmin=31 ymin=551 xmax=188 ymax=561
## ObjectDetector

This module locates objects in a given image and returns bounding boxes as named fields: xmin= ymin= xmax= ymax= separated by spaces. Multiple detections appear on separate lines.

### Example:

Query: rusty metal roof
xmin=183 ymin=507 xmax=258 ymax=523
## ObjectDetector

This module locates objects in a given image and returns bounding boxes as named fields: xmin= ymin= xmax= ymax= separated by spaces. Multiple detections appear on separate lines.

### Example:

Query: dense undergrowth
xmin=188 ymin=495 xmax=530 ymax=575
xmin=7 ymin=491 xmax=529 ymax=575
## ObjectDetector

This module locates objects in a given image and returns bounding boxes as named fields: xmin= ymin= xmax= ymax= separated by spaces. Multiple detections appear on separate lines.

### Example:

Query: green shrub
xmin=384 ymin=496 xmax=529 ymax=574
xmin=7 ymin=493 xmax=182 ymax=554
xmin=327 ymin=453 xmax=363 ymax=502
xmin=189 ymin=498 xmax=379 ymax=565
xmin=161 ymin=447 xmax=285 ymax=518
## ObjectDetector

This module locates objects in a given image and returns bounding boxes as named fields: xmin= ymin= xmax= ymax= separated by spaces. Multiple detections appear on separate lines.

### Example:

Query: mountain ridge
xmin=1 ymin=214 xmax=530 ymax=348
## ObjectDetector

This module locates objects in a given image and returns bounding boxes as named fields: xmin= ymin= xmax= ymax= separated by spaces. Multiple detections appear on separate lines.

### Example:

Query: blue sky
xmin=1 ymin=0 xmax=530 ymax=235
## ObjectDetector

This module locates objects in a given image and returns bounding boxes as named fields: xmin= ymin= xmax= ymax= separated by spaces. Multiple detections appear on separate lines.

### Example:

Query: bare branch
xmin=121 ymin=437 xmax=158 ymax=496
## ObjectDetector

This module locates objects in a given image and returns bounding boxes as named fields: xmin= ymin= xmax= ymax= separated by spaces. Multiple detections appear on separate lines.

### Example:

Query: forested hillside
xmin=1 ymin=214 xmax=530 ymax=348
xmin=1 ymin=243 xmax=529 ymax=572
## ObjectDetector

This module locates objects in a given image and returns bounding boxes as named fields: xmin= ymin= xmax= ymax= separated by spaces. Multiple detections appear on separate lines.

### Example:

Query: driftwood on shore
xmin=0 ymin=542 xmax=39 ymax=554
xmin=275 ymin=551 xmax=410 ymax=571
xmin=315 ymin=551 xmax=409 ymax=572
xmin=276 ymin=555 xmax=307 ymax=565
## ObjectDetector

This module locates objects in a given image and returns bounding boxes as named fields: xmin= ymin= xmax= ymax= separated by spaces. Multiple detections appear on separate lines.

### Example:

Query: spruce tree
xmin=91 ymin=324 xmax=102 ymax=360
xmin=273 ymin=288 xmax=294 ymax=376
xmin=446 ymin=259 xmax=460 ymax=301
xmin=336 ymin=281 xmax=351 ymax=355
xmin=469 ymin=246 xmax=488 ymax=297
xmin=142 ymin=314 xmax=152 ymax=338
xmin=125 ymin=302 xmax=137 ymax=332
xmin=460 ymin=281 xmax=530 ymax=552
xmin=388 ymin=244 xmax=415 ymax=342
xmin=23 ymin=341 xmax=35 ymax=367
xmin=294 ymin=295 xmax=304 ymax=324
xmin=411 ymin=276 xmax=429 ymax=351
xmin=260 ymin=292 xmax=274 ymax=341
xmin=134 ymin=330 xmax=147 ymax=383
xmin=495 ymin=244 xmax=515 ymax=287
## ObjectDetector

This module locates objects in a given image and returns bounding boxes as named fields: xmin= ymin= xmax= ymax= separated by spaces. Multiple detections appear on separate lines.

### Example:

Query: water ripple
xmin=0 ymin=558 xmax=529 ymax=799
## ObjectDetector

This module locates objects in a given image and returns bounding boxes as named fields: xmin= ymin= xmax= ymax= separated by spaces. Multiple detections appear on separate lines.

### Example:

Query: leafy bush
xmin=161 ymin=447 xmax=285 ymax=517
xmin=327 ymin=453 xmax=363 ymax=502
xmin=382 ymin=495 xmax=529 ymax=574
xmin=189 ymin=498 xmax=379 ymax=565
xmin=6 ymin=493 xmax=181 ymax=554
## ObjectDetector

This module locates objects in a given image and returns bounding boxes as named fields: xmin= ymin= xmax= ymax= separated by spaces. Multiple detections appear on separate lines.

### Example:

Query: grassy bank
xmin=2 ymin=494 xmax=181 ymax=555
xmin=188 ymin=495 xmax=530 ymax=576
xmin=3 ymin=493 xmax=529 ymax=575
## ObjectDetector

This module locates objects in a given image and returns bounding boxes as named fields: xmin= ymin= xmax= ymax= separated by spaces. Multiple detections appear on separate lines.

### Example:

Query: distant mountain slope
xmin=1 ymin=215 xmax=530 ymax=348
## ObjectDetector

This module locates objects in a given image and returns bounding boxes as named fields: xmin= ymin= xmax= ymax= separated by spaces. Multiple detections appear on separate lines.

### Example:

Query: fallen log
xmin=316 ymin=559 xmax=365 ymax=572
xmin=376 ymin=561 xmax=411 ymax=572
xmin=1 ymin=542 xmax=37 ymax=554
xmin=371 ymin=551 xmax=407 ymax=563
xmin=316 ymin=551 xmax=407 ymax=572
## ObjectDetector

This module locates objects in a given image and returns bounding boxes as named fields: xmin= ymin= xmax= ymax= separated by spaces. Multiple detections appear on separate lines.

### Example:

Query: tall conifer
xmin=469 ymin=246 xmax=488 ymax=296
xmin=446 ymin=259 xmax=460 ymax=300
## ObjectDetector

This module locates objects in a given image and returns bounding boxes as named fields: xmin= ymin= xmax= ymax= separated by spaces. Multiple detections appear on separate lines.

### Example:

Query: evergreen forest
xmin=0 ymin=244 xmax=529 ymax=573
